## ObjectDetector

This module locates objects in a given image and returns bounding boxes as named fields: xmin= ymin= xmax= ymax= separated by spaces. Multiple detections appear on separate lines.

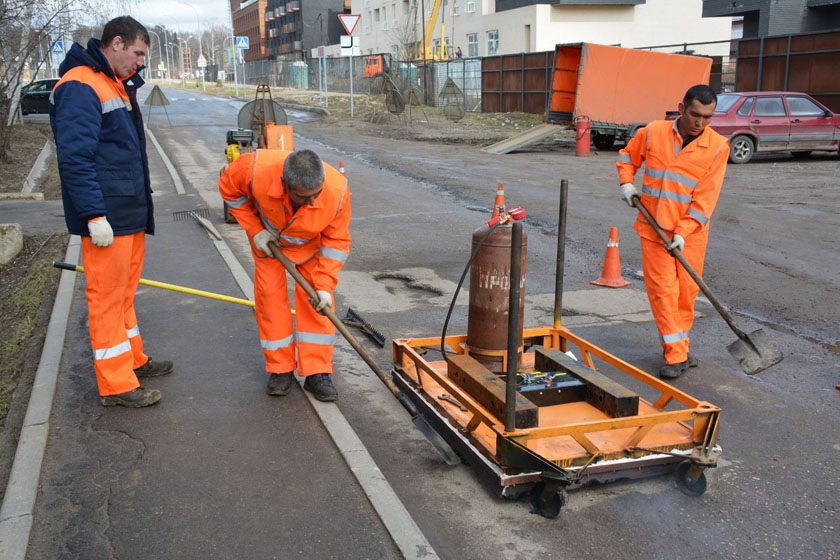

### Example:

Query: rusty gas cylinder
xmin=466 ymin=222 xmax=527 ymax=373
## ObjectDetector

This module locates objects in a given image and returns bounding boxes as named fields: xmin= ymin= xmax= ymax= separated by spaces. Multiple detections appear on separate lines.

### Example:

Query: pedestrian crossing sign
xmin=236 ymin=36 xmax=249 ymax=49
xmin=51 ymin=41 xmax=64 ymax=54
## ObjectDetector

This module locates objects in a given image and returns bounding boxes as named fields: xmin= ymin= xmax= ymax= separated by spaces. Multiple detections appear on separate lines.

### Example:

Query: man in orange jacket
xmin=219 ymin=149 xmax=351 ymax=401
xmin=51 ymin=17 xmax=173 ymax=408
xmin=617 ymin=84 xmax=729 ymax=379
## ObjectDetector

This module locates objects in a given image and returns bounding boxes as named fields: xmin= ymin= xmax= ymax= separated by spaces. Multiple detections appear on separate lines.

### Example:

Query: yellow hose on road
xmin=51 ymin=261 xmax=293 ymax=312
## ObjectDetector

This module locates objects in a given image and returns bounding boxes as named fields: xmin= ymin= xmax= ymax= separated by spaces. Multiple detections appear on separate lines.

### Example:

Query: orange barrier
xmin=590 ymin=227 xmax=631 ymax=288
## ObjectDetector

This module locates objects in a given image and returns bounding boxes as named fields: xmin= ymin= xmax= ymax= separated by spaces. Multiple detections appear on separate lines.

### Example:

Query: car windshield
xmin=715 ymin=94 xmax=741 ymax=114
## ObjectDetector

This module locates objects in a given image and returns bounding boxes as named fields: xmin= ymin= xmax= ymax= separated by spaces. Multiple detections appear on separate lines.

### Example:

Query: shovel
xmin=267 ymin=242 xmax=460 ymax=465
xmin=630 ymin=197 xmax=783 ymax=375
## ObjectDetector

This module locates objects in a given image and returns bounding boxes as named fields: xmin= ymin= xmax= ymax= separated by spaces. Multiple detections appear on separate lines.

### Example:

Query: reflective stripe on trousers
xmin=82 ymin=232 xmax=148 ymax=396
xmin=639 ymin=234 xmax=708 ymax=365
xmin=253 ymin=250 xmax=335 ymax=376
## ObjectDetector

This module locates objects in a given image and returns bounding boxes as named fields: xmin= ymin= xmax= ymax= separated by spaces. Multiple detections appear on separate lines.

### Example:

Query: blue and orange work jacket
xmin=617 ymin=119 xmax=729 ymax=243
xmin=50 ymin=38 xmax=153 ymax=237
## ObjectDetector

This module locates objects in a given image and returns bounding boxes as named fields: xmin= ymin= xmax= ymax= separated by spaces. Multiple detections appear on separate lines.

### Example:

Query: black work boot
xmin=686 ymin=354 xmax=699 ymax=368
xmin=659 ymin=361 xmax=689 ymax=379
xmin=266 ymin=372 xmax=294 ymax=396
xmin=303 ymin=373 xmax=338 ymax=402
xmin=134 ymin=358 xmax=174 ymax=377
xmin=101 ymin=387 xmax=161 ymax=408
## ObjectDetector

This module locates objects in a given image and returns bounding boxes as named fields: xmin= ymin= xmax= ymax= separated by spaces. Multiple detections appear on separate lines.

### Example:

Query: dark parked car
xmin=710 ymin=91 xmax=840 ymax=163
xmin=20 ymin=78 xmax=59 ymax=115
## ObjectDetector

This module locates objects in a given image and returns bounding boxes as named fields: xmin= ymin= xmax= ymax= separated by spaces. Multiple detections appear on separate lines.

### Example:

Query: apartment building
xmin=354 ymin=0 xmax=732 ymax=59
xmin=231 ymin=0 xmax=350 ymax=61
xmin=232 ymin=0 xmax=270 ymax=61
xmin=703 ymin=0 xmax=840 ymax=37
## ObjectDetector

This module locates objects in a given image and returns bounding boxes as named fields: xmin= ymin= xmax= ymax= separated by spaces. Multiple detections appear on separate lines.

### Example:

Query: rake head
xmin=173 ymin=208 xmax=211 ymax=221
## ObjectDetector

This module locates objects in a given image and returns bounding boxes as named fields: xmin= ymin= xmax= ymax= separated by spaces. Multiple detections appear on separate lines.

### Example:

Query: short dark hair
xmin=101 ymin=16 xmax=150 ymax=48
xmin=283 ymin=150 xmax=325 ymax=191
xmin=683 ymin=84 xmax=717 ymax=107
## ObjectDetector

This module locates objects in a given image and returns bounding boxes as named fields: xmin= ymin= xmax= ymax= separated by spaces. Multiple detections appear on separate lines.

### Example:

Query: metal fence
xmin=236 ymin=30 xmax=840 ymax=115
xmin=240 ymin=55 xmax=483 ymax=112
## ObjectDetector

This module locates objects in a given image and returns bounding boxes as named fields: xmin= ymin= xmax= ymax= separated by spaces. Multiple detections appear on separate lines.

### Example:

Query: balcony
xmin=287 ymin=1 xmax=300 ymax=12
xmin=293 ymin=40 xmax=302 ymax=51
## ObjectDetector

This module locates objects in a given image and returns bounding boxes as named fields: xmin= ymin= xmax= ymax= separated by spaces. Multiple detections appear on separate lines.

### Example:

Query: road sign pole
xmin=349 ymin=52 xmax=354 ymax=118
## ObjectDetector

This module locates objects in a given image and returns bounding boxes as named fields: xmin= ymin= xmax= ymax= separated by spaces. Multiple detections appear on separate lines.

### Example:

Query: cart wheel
xmin=675 ymin=459 xmax=707 ymax=497
xmin=530 ymin=482 xmax=567 ymax=519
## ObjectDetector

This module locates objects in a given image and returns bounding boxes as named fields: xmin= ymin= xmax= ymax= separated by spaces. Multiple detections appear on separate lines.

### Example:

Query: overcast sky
xmin=128 ymin=0 xmax=233 ymax=33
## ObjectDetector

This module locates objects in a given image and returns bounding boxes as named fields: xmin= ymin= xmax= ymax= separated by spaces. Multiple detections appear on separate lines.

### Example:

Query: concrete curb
xmin=277 ymin=102 xmax=329 ymax=116
xmin=21 ymin=140 xmax=55 ymax=195
xmin=0 ymin=236 xmax=80 ymax=560
xmin=0 ymin=193 xmax=44 ymax=201
xmin=145 ymin=127 xmax=185 ymax=194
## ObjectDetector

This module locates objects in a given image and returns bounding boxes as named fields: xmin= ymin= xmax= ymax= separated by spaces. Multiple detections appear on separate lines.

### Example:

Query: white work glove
xmin=87 ymin=217 xmax=113 ymax=247
xmin=312 ymin=290 xmax=332 ymax=315
xmin=252 ymin=229 xmax=275 ymax=254
xmin=619 ymin=183 xmax=639 ymax=207
xmin=666 ymin=234 xmax=685 ymax=253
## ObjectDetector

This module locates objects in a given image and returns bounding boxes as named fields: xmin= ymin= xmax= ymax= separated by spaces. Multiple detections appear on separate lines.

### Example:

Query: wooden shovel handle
xmin=267 ymin=242 xmax=403 ymax=397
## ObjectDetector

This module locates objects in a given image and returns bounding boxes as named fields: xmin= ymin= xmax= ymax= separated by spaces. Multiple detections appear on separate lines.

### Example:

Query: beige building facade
xmin=352 ymin=0 xmax=732 ymax=59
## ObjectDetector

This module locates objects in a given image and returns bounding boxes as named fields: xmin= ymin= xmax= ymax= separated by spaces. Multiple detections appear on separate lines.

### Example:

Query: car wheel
xmin=593 ymin=133 xmax=615 ymax=150
xmin=729 ymin=135 xmax=754 ymax=164
xmin=791 ymin=151 xmax=811 ymax=159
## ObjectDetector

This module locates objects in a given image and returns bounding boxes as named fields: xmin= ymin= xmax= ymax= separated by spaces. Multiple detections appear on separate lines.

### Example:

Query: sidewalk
xmin=1 ymin=133 xmax=422 ymax=559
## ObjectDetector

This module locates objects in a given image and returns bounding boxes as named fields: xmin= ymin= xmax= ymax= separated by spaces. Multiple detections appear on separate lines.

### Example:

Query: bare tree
xmin=0 ymin=0 xmax=136 ymax=161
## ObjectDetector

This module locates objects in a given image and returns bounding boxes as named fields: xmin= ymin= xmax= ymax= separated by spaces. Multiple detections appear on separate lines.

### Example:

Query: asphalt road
xmin=21 ymin=85 xmax=840 ymax=558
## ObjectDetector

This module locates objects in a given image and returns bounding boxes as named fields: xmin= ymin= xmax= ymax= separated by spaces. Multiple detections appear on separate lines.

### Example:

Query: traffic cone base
xmin=591 ymin=226 xmax=631 ymax=288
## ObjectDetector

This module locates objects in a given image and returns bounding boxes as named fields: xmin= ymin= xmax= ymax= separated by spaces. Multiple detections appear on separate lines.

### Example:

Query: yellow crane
xmin=419 ymin=0 xmax=451 ymax=62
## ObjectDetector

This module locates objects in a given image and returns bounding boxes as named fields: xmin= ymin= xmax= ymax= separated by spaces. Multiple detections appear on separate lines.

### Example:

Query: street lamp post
xmin=178 ymin=1 xmax=205 ymax=92
xmin=162 ymin=28 xmax=172 ymax=82
xmin=227 ymin=0 xmax=239 ymax=96
xmin=147 ymin=29 xmax=162 ymax=79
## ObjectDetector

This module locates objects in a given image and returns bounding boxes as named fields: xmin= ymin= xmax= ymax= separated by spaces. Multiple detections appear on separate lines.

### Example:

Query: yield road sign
xmin=338 ymin=14 xmax=360 ymax=35
xmin=51 ymin=41 xmax=64 ymax=54
xmin=236 ymin=36 xmax=249 ymax=49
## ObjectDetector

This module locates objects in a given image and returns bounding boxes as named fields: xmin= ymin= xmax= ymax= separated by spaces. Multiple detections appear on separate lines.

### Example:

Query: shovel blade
xmin=726 ymin=328 xmax=783 ymax=375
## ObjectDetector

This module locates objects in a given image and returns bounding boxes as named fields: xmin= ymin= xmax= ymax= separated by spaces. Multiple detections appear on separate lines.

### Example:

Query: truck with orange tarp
xmin=546 ymin=42 xmax=712 ymax=149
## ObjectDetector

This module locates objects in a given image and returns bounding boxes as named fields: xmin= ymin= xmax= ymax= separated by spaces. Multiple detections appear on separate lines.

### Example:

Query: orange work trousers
xmin=253 ymin=252 xmax=335 ymax=377
xmin=81 ymin=232 xmax=148 ymax=396
xmin=640 ymin=234 xmax=708 ymax=365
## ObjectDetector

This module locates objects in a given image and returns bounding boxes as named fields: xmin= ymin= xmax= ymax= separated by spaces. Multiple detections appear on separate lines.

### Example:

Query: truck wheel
xmin=627 ymin=123 xmax=646 ymax=140
xmin=729 ymin=135 xmax=754 ymax=164
xmin=593 ymin=133 xmax=615 ymax=150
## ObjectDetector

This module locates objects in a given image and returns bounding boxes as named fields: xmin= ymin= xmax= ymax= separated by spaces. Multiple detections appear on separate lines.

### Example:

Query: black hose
xmin=439 ymin=222 xmax=502 ymax=364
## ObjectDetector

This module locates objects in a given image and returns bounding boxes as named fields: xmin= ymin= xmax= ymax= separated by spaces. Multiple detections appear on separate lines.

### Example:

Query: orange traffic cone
xmin=491 ymin=181 xmax=505 ymax=218
xmin=339 ymin=160 xmax=345 ymax=176
xmin=590 ymin=227 xmax=632 ymax=288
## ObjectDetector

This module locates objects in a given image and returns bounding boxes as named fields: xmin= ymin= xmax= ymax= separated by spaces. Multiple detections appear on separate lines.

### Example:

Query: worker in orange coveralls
xmin=219 ymin=149 xmax=351 ymax=401
xmin=617 ymin=84 xmax=729 ymax=379
xmin=50 ymin=17 xmax=173 ymax=408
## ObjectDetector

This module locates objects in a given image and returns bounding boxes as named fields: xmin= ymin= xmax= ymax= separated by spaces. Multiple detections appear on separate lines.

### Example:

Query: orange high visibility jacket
xmin=617 ymin=119 xmax=729 ymax=242
xmin=219 ymin=149 xmax=351 ymax=291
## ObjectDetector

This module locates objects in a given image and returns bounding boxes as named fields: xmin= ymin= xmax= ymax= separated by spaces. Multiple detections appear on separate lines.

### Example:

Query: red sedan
xmin=709 ymin=91 xmax=840 ymax=163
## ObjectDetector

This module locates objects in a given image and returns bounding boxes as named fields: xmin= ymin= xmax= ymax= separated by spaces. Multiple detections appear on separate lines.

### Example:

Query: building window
xmin=467 ymin=33 xmax=477 ymax=57
xmin=453 ymin=1 xmax=459 ymax=15
xmin=487 ymin=30 xmax=498 ymax=55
